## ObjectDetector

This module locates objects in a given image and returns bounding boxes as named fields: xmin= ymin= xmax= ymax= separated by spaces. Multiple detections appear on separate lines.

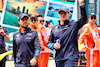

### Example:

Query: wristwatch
xmin=3 ymin=34 xmax=6 ymax=37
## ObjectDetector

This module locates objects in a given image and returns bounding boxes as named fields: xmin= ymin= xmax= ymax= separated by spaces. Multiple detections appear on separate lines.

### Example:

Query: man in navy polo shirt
xmin=13 ymin=13 xmax=41 ymax=67
xmin=47 ymin=0 xmax=87 ymax=67
xmin=0 ymin=25 xmax=10 ymax=67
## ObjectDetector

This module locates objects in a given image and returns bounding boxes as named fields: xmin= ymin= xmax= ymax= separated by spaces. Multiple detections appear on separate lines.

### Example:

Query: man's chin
xmin=23 ymin=27 xmax=27 ymax=28
xmin=61 ymin=19 xmax=66 ymax=21
xmin=60 ymin=19 xmax=66 ymax=21
xmin=22 ymin=26 xmax=28 ymax=28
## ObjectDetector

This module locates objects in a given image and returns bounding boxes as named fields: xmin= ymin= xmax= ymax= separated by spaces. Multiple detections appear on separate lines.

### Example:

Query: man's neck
xmin=20 ymin=27 xmax=26 ymax=33
xmin=60 ymin=19 xmax=69 ymax=25
xmin=89 ymin=22 xmax=95 ymax=26
xmin=60 ymin=20 xmax=65 ymax=25
xmin=38 ymin=25 xmax=43 ymax=29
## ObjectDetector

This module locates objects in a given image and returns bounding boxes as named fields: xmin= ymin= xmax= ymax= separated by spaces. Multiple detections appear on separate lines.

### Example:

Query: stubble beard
xmin=22 ymin=25 xmax=28 ymax=29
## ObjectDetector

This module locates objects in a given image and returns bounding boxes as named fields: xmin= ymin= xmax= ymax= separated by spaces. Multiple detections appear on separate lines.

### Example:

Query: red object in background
xmin=0 ymin=32 xmax=4 ymax=35
xmin=0 ymin=32 xmax=3 ymax=33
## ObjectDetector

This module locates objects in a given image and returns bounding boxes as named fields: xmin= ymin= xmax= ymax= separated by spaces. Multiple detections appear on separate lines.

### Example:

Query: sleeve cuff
xmin=34 ymin=50 xmax=40 ymax=59
xmin=34 ymin=56 xmax=38 ymax=60
xmin=47 ymin=43 xmax=54 ymax=49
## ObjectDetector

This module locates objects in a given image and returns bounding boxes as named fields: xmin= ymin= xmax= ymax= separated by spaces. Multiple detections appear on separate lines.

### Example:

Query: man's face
xmin=30 ymin=18 xmax=37 ymax=26
xmin=37 ymin=17 xmax=44 ymax=26
xmin=59 ymin=11 xmax=70 ymax=21
xmin=89 ymin=15 xmax=96 ymax=24
xmin=18 ymin=17 xmax=29 ymax=28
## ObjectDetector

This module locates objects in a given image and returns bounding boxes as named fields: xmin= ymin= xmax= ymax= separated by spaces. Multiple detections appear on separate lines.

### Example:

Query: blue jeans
xmin=55 ymin=59 xmax=75 ymax=67
xmin=15 ymin=63 xmax=38 ymax=67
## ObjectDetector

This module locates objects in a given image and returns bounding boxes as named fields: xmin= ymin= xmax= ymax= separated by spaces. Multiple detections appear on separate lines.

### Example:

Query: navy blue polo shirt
xmin=13 ymin=28 xmax=41 ymax=66
xmin=0 ymin=27 xmax=9 ymax=53
xmin=47 ymin=5 xmax=87 ymax=62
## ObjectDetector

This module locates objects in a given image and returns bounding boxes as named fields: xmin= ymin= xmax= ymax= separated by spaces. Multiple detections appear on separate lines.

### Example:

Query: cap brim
xmin=22 ymin=15 xmax=29 ymax=19
xmin=58 ymin=10 xmax=67 ymax=13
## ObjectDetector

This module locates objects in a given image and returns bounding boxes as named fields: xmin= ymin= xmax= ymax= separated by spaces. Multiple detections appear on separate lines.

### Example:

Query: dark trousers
xmin=0 ymin=57 xmax=6 ymax=67
xmin=15 ymin=63 xmax=38 ymax=67
xmin=55 ymin=59 xmax=75 ymax=67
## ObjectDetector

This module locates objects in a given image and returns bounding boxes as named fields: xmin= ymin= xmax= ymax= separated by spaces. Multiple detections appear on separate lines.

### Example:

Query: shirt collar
xmin=19 ymin=27 xmax=31 ymax=34
xmin=58 ymin=20 xmax=69 ymax=25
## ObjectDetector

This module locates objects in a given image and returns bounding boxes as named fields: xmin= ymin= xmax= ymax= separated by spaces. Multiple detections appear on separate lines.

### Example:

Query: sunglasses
xmin=39 ymin=20 xmax=44 ymax=23
xmin=91 ymin=16 xmax=96 ymax=19
xmin=31 ymin=19 xmax=36 ymax=22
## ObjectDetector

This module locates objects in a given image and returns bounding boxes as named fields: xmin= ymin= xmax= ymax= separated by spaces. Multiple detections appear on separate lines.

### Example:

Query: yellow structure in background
xmin=0 ymin=50 xmax=13 ymax=61
xmin=78 ymin=43 xmax=85 ymax=50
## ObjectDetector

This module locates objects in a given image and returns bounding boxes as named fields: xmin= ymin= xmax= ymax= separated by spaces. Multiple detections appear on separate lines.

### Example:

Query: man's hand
xmin=30 ymin=58 xmax=37 ymax=66
xmin=78 ymin=0 xmax=84 ymax=6
xmin=54 ymin=43 xmax=61 ymax=49
xmin=0 ymin=29 xmax=6 ymax=36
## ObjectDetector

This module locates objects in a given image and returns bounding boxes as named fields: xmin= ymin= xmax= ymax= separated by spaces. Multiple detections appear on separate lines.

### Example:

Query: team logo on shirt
xmin=26 ymin=33 xmax=32 ymax=39
xmin=64 ymin=25 xmax=69 ymax=30
xmin=16 ymin=34 xmax=20 ymax=40
xmin=26 ymin=37 xmax=31 ymax=39
xmin=54 ymin=26 xmax=59 ymax=32
xmin=27 ymin=33 xmax=32 ymax=36
xmin=16 ymin=34 xmax=20 ymax=37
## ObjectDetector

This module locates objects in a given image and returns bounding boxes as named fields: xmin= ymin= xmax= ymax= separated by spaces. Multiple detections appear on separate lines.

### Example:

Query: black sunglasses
xmin=39 ymin=20 xmax=44 ymax=23
xmin=91 ymin=16 xmax=96 ymax=19
xmin=31 ymin=19 xmax=36 ymax=22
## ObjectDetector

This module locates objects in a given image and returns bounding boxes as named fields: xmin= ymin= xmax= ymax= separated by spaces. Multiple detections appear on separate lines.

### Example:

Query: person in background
xmin=45 ymin=20 xmax=53 ymax=35
xmin=36 ymin=15 xmax=55 ymax=67
xmin=36 ymin=15 xmax=50 ymax=51
xmin=0 ymin=25 xmax=10 ymax=67
xmin=29 ymin=15 xmax=37 ymax=30
xmin=79 ymin=13 xmax=100 ymax=67
xmin=13 ymin=13 xmax=41 ymax=67
xmin=47 ymin=0 xmax=87 ymax=67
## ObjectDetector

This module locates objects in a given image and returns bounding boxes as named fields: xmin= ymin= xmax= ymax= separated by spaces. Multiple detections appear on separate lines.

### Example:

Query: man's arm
xmin=79 ymin=26 xmax=88 ymax=44
xmin=47 ymin=28 xmax=61 ymax=49
xmin=47 ymin=29 xmax=55 ymax=49
xmin=4 ymin=29 xmax=10 ymax=42
xmin=34 ymin=31 xmax=41 ymax=59
xmin=0 ymin=28 xmax=10 ymax=42
xmin=77 ymin=0 xmax=87 ymax=29
xmin=13 ymin=34 xmax=17 ymax=63
xmin=30 ymin=31 xmax=41 ymax=66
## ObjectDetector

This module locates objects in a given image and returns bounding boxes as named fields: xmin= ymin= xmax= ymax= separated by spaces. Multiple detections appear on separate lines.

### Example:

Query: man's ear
xmin=88 ymin=17 xmax=91 ymax=21
xmin=68 ymin=13 xmax=70 ymax=18
xmin=18 ymin=20 xmax=20 ymax=25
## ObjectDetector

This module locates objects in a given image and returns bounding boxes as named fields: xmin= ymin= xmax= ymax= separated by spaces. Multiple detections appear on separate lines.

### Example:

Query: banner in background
xmin=1 ymin=0 xmax=78 ymax=60
xmin=2 ymin=0 xmax=77 ymax=26
xmin=86 ymin=0 xmax=100 ymax=25
xmin=0 ymin=0 xmax=5 ymax=22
